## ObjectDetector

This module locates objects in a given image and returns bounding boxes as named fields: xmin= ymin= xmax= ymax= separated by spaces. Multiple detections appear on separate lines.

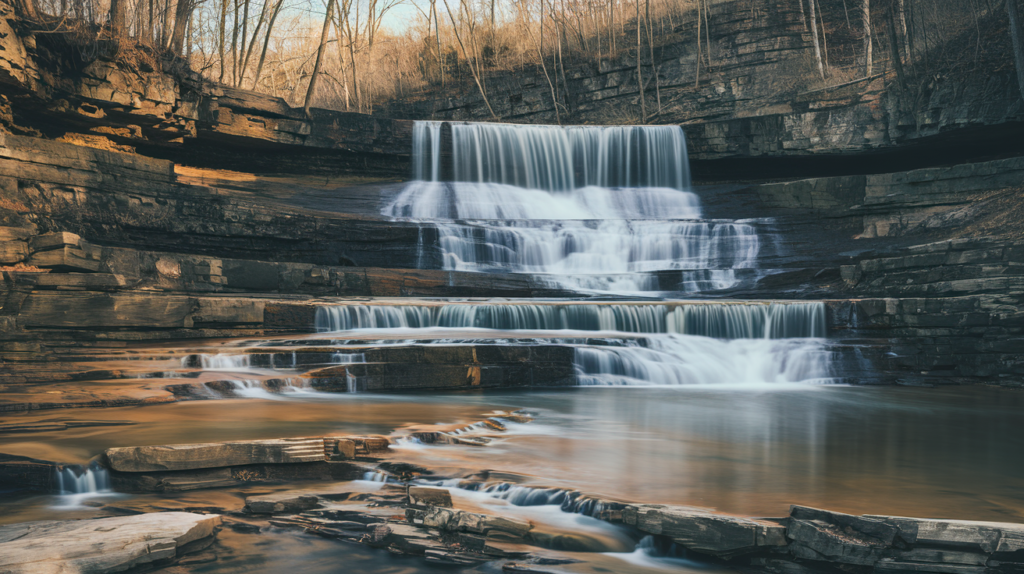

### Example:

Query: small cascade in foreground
xmin=314 ymin=302 xmax=826 ymax=339
xmin=384 ymin=121 xmax=760 ymax=294
xmin=54 ymin=463 xmax=112 ymax=495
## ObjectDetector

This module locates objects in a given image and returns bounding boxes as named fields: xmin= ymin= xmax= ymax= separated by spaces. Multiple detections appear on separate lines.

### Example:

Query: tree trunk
xmin=110 ymin=0 xmax=128 ymax=33
xmin=253 ymin=0 xmax=285 ymax=89
xmin=218 ymin=0 xmax=228 ymax=82
xmin=15 ymin=0 xmax=38 ymax=20
xmin=170 ymin=0 xmax=195 ymax=54
xmin=897 ymin=0 xmax=909 ymax=59
xmin=645 ymin=0 xmax=660 ymax=115
xmin=304 ymin=0 xmax=338 ymax=118
xmin=441 ymin=0 xmax=497 ymax=118
xmin=433 ymin=0 xmax=444 ymax=87
xmin=886 ymin=4 xmax=907 ymax=91
xmin=808 ymin=0 xmax=825 ymax=78
xmin=863 ymin=0 xmax=872 ymax=75
xmin=237 ymin=0 xmax=250 ymax=85
xmin=162 ymin=0 xmax=176 ymax=46
xmin=1009 ymin=0 xmax=1024 ymax=101
xmin=636 ymin=0 xmax=645 ymax=121
xmin=695 ymin=0 xmax=702 ymax=87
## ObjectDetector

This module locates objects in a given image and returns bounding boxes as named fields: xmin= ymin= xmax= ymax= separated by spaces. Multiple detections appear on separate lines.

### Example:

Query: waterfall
xmin=55 ymin=463 xmax=112 ymax=495
xmin=314 ymin=302 xmax=826 ymax=339
xmin=386 ymin=121 xmax=759 ymax=294
xmin=449 ymin=123 xmax=690 ymax=191
xmin=186 ymin=354 xmax=252 ymax=370
xmin=412 ymin=121 xmax=443 ymax=181
xmin=574 ymin=336 xmax=833 ymax=387
xmin=385 ymin=182 xmax=702 ymax=220
xmin=435 ymin=220 xmax=758 ymax=277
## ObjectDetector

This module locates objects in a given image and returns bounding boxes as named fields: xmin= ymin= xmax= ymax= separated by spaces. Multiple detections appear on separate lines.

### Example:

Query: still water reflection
xmin=2 ymin=386 xmax=1022 ymax=521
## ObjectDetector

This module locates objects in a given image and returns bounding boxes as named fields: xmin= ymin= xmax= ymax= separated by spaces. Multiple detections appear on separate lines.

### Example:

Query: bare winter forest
xmin=8 ymin=0 xmax=1024 ymax=119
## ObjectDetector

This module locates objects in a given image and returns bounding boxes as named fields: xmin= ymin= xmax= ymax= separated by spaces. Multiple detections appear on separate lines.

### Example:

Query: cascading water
xmin=315 ymin=302 xmax=826 ymax=339
xmin=384 ymin=121 xmax=762 ymax=294
xmin=449 ymin=123 xmax=690 ymax=190
xmin=313 ymin=302 xmax=834 ymax=387
xmin=55 ymin=463 xmax=111 ymax=495
xmin=52 ymin=462 xmax=116 ymax=509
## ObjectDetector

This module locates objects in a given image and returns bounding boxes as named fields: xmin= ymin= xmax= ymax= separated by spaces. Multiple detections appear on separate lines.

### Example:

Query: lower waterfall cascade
xmin=312 ymin=301 xmax=835 ymax=387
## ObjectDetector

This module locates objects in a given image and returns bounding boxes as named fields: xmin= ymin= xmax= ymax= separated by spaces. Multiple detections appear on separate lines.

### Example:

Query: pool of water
xmin=4 ymin=385 xmax=1022 ymax=522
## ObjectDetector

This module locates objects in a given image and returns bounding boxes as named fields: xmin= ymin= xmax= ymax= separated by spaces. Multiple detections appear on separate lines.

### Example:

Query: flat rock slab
xmin=623 ymin=504 xmax=786 ymax=558
xmin=0 ymin=512 xmax=221 ymax=573
xmin=106 ymin=438 xmax=325 ymax=472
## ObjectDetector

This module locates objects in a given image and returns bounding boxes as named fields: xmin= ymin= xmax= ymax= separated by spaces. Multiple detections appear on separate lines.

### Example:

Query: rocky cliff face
xmin=0 ymin=1 xmax=413 ymax=176
xmin=379 ymin=0 xmax=1023 ymax=178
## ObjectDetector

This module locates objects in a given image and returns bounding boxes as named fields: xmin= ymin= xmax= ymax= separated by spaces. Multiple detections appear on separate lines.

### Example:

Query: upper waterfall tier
xmin=384 ymin=182 xmax=702 ymax=220
xmin=412 ymin=122 xmax=691 ymax=191
xmin=314 ymin=302 xmax=827 ymax=339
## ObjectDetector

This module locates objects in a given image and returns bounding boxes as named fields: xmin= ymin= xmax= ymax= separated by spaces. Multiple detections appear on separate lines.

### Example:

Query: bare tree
xmin=635 ymin=0 xmax=645 ymax=120
xmin=644 ymin=0 xmax=660 ymax=116
xmin=13 ymin=0 xmax=39 ymax=19
xmin=304 ymin=0 xmax=338 ymax=117
xmin=252 ymin=0 xmax=285 ymax=89
xmin=218 ymin=0 xmax=228 ymax=82
xmin=863 ymin=0 xmax=872 ymax=75
xmin=110 ymin=0 xmax=128 ymax=32
xmin=808 ymin=0 xmax=825 ymax=78
xmin=170 ymin=0 xmax=196 ymax=53
xmin=1009 ymin=0 xmax=1024 ymax=101
xmin=441 ymin=0 xmax=497 ymax=118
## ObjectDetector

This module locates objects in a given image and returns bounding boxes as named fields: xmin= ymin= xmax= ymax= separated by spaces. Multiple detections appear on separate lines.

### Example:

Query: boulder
xmin=0 ymin=512 xmax=221 ymax=573
xmin=105 ymin=438 xmax=326 ymax=472
xmin=324 ymin=437 xmax=356 ymax=460
xmin=409 ymin=486 xmax=454 ymax=508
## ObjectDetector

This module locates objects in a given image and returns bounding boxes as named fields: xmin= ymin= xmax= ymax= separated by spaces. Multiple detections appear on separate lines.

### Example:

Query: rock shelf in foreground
xmin=0 ymin=512 xmax=221 ymax=573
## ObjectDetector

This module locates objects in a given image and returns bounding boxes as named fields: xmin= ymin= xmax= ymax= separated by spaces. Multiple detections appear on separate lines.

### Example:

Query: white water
xmin=575 ymin=335 xmax=833 ymax=387
xmin=386 ymin=181 xmax=702 ymax=220
xmin=450 ymin=122 xmax=690 ymax=191
xmin=55 ymin=464 xmax=111 ymax=494
xmin=315 ymin=302 xmax=826 ymax=339
xmin=384 ymin=121 xmax=759 ymax=294
xmin=52 ymin=464 xmax=117 ymax=508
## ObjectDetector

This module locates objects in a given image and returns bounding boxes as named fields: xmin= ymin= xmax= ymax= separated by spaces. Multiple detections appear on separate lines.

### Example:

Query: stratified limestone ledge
xmin=0 ymin=512 xmax=221 ymax=573
xmin=105 ymin=437 xmax=328 ymax=472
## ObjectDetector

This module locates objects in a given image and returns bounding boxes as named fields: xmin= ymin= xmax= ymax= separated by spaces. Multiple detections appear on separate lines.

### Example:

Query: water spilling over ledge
xmin=388 ymin=121 xmax=760 ymax=294
xmin=314 ymin=301 xmax=827 ymax=339
xmin=412 ymin=121 xmax=691 ymax=191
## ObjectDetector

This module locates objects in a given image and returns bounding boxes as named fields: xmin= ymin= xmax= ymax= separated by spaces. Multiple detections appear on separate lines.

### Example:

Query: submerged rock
xmin=0 ymin=512 xmax=220 ymax=573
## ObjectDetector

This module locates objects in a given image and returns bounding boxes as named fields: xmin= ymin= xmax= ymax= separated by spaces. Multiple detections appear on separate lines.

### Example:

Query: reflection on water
xmin=2 ymin=386 xmax=1023 ymax=522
